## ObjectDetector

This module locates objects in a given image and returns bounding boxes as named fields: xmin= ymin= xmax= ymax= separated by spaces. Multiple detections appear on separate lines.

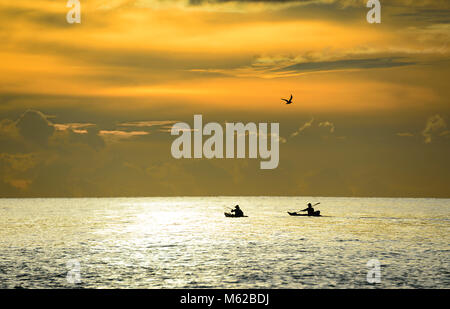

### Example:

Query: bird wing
xmin=289 ymin=94 xmax=293 ymax=101
xmin=281 ymin=99 xmax=288 ymax=102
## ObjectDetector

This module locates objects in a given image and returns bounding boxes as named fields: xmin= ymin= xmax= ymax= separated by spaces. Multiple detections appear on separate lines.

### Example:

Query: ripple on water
xmin=0 ymin=197 xmax=448 ymax=288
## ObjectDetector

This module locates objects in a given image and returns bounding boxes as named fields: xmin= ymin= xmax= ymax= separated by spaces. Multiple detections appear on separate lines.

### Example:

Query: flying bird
xmin=281 ymin=94 xmax=293 ymax=105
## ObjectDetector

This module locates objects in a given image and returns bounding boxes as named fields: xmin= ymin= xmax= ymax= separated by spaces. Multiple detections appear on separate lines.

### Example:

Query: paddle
xmin=224 ymin=206 xmax=239 ymax=213
xmin=296 ymin=202 xmax=320 ymax=213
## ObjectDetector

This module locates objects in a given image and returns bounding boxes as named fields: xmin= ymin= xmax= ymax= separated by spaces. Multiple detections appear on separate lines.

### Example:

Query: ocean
xmin=0 ymin=197 xmax=448 ymax=288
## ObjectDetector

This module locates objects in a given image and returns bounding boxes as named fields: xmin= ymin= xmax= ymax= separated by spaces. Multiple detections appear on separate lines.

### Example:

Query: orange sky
xmin=0 ymin=0 xmax=449 ymax=197
xmin=1 ymin=1 xmax=448 ymax=111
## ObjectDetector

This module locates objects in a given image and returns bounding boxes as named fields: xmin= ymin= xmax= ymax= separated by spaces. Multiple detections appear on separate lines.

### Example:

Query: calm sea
xmin=0 ymin=197 xmax=448 ymax=288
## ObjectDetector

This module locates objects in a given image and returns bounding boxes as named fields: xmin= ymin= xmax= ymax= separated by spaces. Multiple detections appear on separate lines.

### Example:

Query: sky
xmin=0 ymin=0 xmax=449 ymax=197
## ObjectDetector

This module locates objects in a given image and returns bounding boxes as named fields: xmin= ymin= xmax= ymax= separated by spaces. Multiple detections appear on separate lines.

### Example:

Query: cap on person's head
xmin=236 ymin=205 xmax=240 ymax=208
xmin=308 ymin=203 xmax=312 ymax=206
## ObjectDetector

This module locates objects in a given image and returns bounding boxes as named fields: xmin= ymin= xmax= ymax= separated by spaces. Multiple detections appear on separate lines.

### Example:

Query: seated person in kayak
xmin=301 ymin=203 xmax=315 ymax=216
xmin=231 ymin=205 xmax=244 ymax=217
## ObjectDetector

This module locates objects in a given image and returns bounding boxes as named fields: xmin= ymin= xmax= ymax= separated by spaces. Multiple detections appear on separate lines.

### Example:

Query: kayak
xmin=224 ymin=212 xmax=248 ymax=218
xmin=288 ymin=211 xmax=321 ymax=217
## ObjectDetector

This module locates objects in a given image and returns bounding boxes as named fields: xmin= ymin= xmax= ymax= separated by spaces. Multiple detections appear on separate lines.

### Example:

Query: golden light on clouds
xmin=2 ymin=0 xmax=448 ymax=111
xmin=0 ymin=0 xmax=449 ymax=197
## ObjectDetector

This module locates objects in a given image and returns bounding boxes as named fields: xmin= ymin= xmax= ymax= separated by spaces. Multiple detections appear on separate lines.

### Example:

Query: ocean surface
xmin=0 ymin=197 xmax=449 ymax=289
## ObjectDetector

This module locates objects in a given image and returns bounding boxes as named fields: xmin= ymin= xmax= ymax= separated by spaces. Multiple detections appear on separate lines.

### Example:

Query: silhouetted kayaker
xmin=231 ymin=205 xmax=244 ymax=217
xmin=301 ymin=203 xmax=315 ymax=216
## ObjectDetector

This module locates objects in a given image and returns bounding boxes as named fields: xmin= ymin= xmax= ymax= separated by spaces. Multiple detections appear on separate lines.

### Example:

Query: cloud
xmin=291 ymin=118 xmax=314 ymax=137
xmin=136 ymin=0 xmax=450 ymax=10
xmin=132 ymin=0 xmax=317 ymax=11
xmin=69 ymin=126 xmax=106 ymax=149
xmin=279 ymin=136 xmax=287 ymax=143
xmin=118 ymin=120 xmax=178 ymax=128
xmin=245 ymin=129 xmax=287 ymax=144
xmin=0 ymin=118 xmax=20 ymax=139
xmin=440 ymin=130 xmax=450 ymax=137
xmin=188 ymin=0 xmax=307 ymax=4
xmin=54 ymin=123 xmax=96 ymax=133
xmin=277 ymin=57 xmax=415 ymax=74
xmin=0 ymin=153 xmax=39 ymax=173
xmin=0 ymin=152 xmax=41 ymax=191
xmin=99 ymin=130 xmax=149 ymax=136
xmin=196 ymin=54 xmax=422 ymax=79
xmin=99 ymin=130 xmax=149 ymax=140
xmin=393 ymin=8 xmax=450 ymax=24
xmin=422 ymin=114 xmax=447 ymax=144
xmin=0 ymin=111 xmax=106 ymax=151
xmin=291 ymin=118 xmax=338 ymax=138
xmin=15 ymin=110 xmax=55 ymax=144
xmin=318 ymin=121 xmax=335 ymax=133
xmin=160 ymin=126 xmax=197 ymax=133
xmin=396 ymin=132 xmax=414 ymax=137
